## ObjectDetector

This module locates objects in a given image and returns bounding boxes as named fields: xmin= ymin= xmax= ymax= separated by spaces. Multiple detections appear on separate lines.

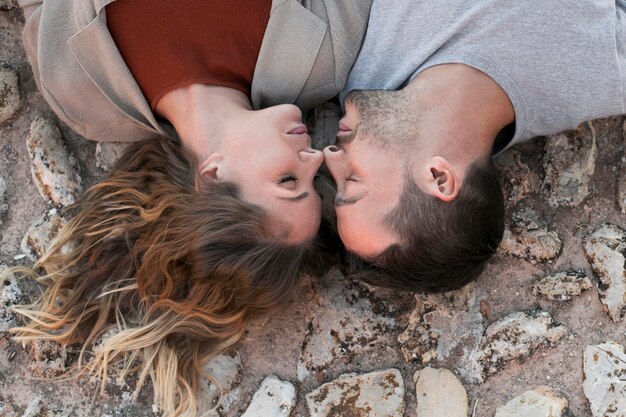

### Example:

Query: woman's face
xmin=215 ymin=104 xmax=324 ymax=244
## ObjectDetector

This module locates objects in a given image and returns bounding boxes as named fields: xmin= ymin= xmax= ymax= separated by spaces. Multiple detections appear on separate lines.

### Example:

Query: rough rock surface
xmin=240 ymin=376 xmax=295 ymax=417
xmin=617 ymin=162 xmax=626 ymax=214
xmin=398 ymin=284 xmax=485 ymax=382
xmin=0 ymin=263 xmax=21 ymax=332
xmin=495 ymin=149 xmax=541 ymax=205
xmin=617 ymin=122 xmax=626 ymax=214
xmin=203 ymin=352 xmax=243 ymax=416
xmin=0 ymin=0 xmax=18 ymax=10
xmin=414 ymin=367 xmax=468 ymax=417
xmin=583 ymin=342 xmax=626 ymax=417
xmin=494 ymin=386 xmax=569 ymax=417
xmin=25 ymin=340 xmax=68 ymax=378
xmin=306 ymin=369 xmax=405 ymax=417
xmin=498 ymin=208 xmax=562 ymax=262
xmin=532 ymin=270 xmax=592 ymax=301
xmin=95 ymin=141 xmax=132 ymax=173
xmin=0 ymin=65 xmax=20 ymax=124
xmin=3 ymin=6 xmax=626 ymax=415
xmin=542 ymin=122 xmax=597 ymax=207
xmin=0 ymin=175 xmax=6 ymax=225
xmin=26 ymin=117 xmax=83 ymax=207
xmin=583 ymin=224 xmax=626 ymax=322
xmin=476 ymin=311 xmax=568 ymax=377
xmin=297 ymin=272 xmax=396 ymax=381
xmin=20 ymin=208 xmax=67 ymax=259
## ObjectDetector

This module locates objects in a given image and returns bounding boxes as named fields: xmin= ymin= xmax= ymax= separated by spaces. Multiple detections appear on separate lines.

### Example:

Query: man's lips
xmin=338 ymin=120 xmax=351 ymax=135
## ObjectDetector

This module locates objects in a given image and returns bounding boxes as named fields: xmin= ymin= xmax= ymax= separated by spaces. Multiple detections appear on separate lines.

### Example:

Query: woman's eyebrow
xmin=278 ymin=191 xmax=309 ymax=202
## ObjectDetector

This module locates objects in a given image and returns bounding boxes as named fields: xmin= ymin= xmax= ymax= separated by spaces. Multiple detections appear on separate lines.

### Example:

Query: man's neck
xmin=405 ymin=64 xmax=514 ymax=166
xmin=155 ymin=84 xmax=252 ymax=162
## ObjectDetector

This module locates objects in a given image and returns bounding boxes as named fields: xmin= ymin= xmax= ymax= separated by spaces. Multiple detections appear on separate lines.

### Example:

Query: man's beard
xmin=343 ymin=89 xmax=418 ymax=151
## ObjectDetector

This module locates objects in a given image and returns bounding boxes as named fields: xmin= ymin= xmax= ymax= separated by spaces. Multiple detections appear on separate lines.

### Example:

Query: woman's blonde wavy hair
xmin=8 ymin=136 xmax=317 ymax=417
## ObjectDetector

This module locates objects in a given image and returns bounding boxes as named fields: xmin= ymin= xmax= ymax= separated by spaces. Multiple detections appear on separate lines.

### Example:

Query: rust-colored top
xmin=106 ymin=0 xmax=271 ymax=111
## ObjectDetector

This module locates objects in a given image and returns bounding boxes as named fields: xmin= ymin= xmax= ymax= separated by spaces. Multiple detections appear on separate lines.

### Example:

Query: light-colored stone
xmin=583 ymin=342 xmax=626 ymax=417
xmin=306 ymin=369 xmax=405 ymax=417
xmin=202 ymin=352 xmax=242 ymax=416
xmin=499 ymin=208 xmax=562 ymax=262
xmin=584 ymin=224 xmax=626 ymax=322
xmin=414 ymin=367 xmax=468 ymax=417
xmin=398 ymin=284 xmax=485 ymax=382
xmin=532 ymin=270 xmax=592 ymax=301
xmin=0 ymin=263 xmax=22 ymax=332
xmin=542 ymin=122 xmax=597 ymax=207
xmin=240 ymin=376 xmax=295 ymax=417
xmin=0 ymin=65 xmax=20 ymax=124
xmin=494 ymin=386 xmax=569 ymax=417
xmin=21 ymin=208 xmax=67 ymax=259
xmin=21 ymin=397 xmax=43 ymax=417
xmin=495 ymin=149 xmax=541 ymax=205
xmin=0 ymin=175 xmax=7 ymax=225
xmin=27 ymin=118 xmax=82 ymax=207
xmin=297 ymin=272 xmax=396 ymax=381
xmin=95 ymin=141 xmax=131 ymax=173
xmin=476 ymin=311 xmax=568 ymax=377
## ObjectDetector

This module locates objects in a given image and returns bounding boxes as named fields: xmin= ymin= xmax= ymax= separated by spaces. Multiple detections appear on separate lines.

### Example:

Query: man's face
xmin=323 ymin=90 xmax=409 ymax=258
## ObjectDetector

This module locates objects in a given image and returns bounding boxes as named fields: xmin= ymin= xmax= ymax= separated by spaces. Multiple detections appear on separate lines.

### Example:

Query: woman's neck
xmin=155 ymin=84 xmax=252 ymax=162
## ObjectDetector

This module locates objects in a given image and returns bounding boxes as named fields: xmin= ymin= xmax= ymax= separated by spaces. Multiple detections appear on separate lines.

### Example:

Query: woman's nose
xmin=300 ymin=148 xmax=324 ymax=169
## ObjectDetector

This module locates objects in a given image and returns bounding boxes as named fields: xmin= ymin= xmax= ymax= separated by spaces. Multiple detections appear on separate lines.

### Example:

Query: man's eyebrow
xmin=278 ymin=191 xmax=309 ymax=202
xmin=335 ymin=193 xmax=364 ymax=206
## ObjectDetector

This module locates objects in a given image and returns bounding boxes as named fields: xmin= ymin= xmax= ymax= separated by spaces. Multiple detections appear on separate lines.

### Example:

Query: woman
xmin=10 ymin=0 xmax=371 ymax=415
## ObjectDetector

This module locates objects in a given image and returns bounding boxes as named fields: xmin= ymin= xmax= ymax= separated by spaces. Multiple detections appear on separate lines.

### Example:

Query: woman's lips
xmin=288 ymin=125 xmax=308 ymax=135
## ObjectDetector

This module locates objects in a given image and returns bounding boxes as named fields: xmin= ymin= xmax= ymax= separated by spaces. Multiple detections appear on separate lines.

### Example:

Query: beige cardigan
xmin=19 ymin=0 xmax=371 ymax=142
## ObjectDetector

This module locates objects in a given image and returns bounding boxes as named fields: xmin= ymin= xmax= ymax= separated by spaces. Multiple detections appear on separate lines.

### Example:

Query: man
xmin=323 ymin=0 xmax=626 ymax=292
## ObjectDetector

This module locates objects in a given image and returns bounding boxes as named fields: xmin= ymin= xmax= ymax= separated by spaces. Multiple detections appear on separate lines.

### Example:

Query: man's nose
xmin=322 ymin=145 xmax=347 ymax=181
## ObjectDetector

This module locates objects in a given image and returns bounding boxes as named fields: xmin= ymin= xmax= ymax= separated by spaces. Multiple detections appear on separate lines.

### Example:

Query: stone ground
xmin=1 ymin=5 xmax=626 ymax=417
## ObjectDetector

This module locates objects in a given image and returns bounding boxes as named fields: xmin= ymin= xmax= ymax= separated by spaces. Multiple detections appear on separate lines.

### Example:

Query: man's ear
xmin=415 ymin=156 xmax=460 ymax=202
xmin=195 ymin=153 xmax=223 ymax=192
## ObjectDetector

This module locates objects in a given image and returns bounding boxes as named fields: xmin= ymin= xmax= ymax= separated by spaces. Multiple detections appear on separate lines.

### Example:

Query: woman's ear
xmin=195 ymin=153 xmax=223 ymax=192
xmin=416 ymin=156 xmax=460 ymax=202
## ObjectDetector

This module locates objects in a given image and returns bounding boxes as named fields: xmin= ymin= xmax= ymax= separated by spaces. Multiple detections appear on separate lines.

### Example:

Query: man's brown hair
xmin=341 ymin=159 xmax=505 ymax=292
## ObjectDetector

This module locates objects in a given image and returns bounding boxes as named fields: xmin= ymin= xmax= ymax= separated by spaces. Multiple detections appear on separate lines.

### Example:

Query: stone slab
xmin=583 ymin=342 xmax=626 ymax=417
xmin=240 ymin=376 xmax=295 ymax=417
xmin=26 ymin=118 xmax=82 ymax=207
xmin=306 ymin=369 xmax=405 ymax=417
xmin=476 ymin=310 xmax=568 ymax=377
xmin=494 ymin=386 xmax=568 ymax=417
xmin=414 ymin=367 xmax=468 ymax=417
xmin=583 ymin=224 xmax=626 ymax=322
xmin=532 ymin=269 xmax=592 ymax=301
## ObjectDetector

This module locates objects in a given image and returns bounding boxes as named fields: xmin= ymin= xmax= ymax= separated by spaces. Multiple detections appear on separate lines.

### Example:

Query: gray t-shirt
xmin=343 ymin=0 xmax=626 ymax=152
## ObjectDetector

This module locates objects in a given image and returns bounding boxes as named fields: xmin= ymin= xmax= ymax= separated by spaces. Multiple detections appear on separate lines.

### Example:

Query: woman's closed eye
xmin=278 ymin=175 xmax=298 ymax=190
